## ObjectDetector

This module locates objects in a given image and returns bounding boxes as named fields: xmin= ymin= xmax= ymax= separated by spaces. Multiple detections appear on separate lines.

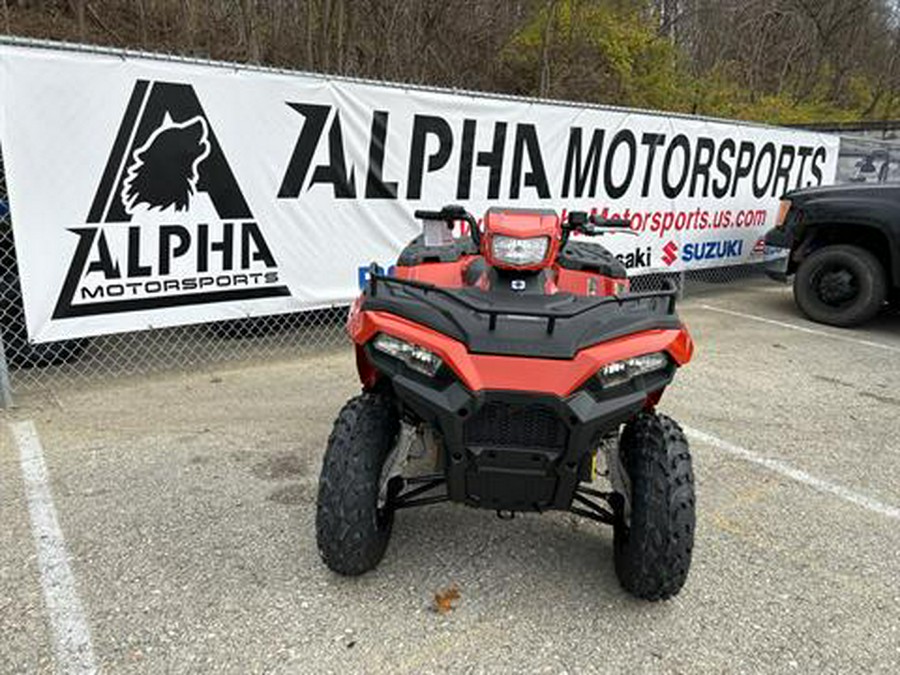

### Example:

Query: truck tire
xmin=794 ymin=245 xmax=887 ymax=327
xmin=316 ymin=392 xmax=399 ymax=576
xmin=614 ymin=412 xmax=695 ymax=601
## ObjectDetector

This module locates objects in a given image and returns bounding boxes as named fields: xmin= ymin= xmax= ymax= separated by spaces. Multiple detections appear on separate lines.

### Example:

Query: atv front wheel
xmin=613 ymin=412 xmax=695 ymax=601
xmin=316 ymin=393 xmax=399 ymax=576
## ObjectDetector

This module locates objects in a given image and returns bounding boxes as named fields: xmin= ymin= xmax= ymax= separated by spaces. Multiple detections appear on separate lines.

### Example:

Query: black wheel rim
xmin=812 ymin=263 xmax=859 ymax=308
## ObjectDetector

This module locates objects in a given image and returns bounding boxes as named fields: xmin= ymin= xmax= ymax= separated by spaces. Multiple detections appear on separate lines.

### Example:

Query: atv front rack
xmin=366 ymin=263 xmax=679 ymax=338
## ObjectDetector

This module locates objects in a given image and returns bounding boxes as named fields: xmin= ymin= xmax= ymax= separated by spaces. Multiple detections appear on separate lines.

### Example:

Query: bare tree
xmin=3 ymin=0 xmax=900 ymax=120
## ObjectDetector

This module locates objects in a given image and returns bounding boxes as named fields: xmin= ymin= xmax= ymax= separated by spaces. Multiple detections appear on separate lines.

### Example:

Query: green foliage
xmin=688 ymin=66 xmax=858 ymax=124
xmin=502 ymin=1 xmax=691 ymax=110
xmin=502 ymin=0 xmax=887 ymax=125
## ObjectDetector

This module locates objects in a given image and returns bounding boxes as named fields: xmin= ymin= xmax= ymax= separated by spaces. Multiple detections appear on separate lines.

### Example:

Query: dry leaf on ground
xmin=432 ymin=584 xmax=461 ymax=614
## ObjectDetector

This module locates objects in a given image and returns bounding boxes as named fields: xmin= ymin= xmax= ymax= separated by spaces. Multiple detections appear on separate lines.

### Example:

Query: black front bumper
xmin=370 ymin=348 xmax=673 ymax=512
xmin=763 ymin=227 xmax=794 ymax=281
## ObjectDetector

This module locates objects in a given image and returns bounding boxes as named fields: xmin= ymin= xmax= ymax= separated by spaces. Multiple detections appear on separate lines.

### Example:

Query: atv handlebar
xmin=565 ymin=211 xmax=633 ymax=231
xmin=414 ymin=205 xmax=481 ymax=248
xmin=412 ymin=207 xmax=635 ymax=250
xmin=562 ymin=211 xmax=636 ymax=247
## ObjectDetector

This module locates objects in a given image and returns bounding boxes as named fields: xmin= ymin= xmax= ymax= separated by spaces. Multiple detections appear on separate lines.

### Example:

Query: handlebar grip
xmin=440 ymin=204 xmax=470 ymax=219
xmin=589 ymin=217 xmax=632 ymax=229
xmin=414 ymin=209 xmax=446 ymax=221
xmin=567 ymin=211 xmax=588 ymax=228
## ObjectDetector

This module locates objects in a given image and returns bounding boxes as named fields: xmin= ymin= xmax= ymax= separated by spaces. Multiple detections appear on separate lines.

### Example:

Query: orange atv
xmin=316 ymin=205 xmax=696 ymax=600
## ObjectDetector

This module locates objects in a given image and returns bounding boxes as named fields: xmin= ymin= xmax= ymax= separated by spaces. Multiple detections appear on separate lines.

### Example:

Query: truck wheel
xmin=316 ymin=392 xmax=399 ymax=576
xmin=794 ymin=245 xmax=886 ymax=327
xmin=614 ymin=412 xmax=695 ymax=601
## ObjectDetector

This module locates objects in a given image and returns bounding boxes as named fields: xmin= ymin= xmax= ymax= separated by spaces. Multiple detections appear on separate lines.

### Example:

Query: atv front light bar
xmin=373 ymin=334 xmax=443 ymax=377
xmin=597 ymin=352 xmax=669 ymax=389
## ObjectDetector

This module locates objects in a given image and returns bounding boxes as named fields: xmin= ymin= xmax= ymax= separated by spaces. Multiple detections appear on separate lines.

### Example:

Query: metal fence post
xmin=0 ymin=331 xmax=13 ymax=409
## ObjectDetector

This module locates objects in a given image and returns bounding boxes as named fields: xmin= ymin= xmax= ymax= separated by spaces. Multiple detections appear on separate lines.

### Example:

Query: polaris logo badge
xmin=53 ymin=80 xmax=290 ymax=320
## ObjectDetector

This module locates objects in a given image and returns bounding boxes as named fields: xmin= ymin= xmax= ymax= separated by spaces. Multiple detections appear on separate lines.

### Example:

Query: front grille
xmin=464 ymin=402 xmax=567 ymax=450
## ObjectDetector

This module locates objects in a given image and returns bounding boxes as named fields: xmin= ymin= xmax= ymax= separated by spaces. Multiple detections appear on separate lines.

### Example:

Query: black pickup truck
xmin=764 ymin=183 xmax=900 ymax=326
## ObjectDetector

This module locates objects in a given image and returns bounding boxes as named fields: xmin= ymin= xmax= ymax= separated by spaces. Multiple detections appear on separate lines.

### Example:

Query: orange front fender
xmin=352 ymin=309 xmax=693 ymax=397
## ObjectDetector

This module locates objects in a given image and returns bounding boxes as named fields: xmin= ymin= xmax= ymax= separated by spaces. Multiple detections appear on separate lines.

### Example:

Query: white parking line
xmin=10 ymin=420 xmax=98 ymax=675
xmin=697 ymin=304 xmax=900 ymax=353
xmin=684 ymin=425 xmax=900 ymax=521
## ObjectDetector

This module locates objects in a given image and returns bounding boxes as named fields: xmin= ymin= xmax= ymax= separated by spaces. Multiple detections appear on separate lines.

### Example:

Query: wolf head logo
xmin=121 ymin=113 xmax=211 ymax=213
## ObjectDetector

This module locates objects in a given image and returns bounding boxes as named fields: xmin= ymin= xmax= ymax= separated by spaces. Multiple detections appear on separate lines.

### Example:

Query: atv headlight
xmin=491 ymin=235 xmax=549 ymax=266
xmin=373 ymin=334 xmax=443 ymax=377
xmin=597 ymin=352 xmax=669 ymax=388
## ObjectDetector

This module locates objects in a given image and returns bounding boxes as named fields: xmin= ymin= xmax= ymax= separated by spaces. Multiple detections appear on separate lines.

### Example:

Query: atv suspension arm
xmin=389 ymin=474 xmax=448 ymax=511
xmin=569 ymin=486 xmax=617 ymax=525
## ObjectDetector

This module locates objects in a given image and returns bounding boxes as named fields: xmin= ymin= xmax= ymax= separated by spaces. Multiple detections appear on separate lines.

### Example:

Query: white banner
xmin=0 ymin=44 xmax=840 ymax=342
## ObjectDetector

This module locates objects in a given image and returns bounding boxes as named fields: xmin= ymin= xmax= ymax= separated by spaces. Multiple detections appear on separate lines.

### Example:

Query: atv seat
xmin=397 ymin=234 xmax=479 ymax=266
xmin=557 ymin=240 xmax=627 ymax=278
